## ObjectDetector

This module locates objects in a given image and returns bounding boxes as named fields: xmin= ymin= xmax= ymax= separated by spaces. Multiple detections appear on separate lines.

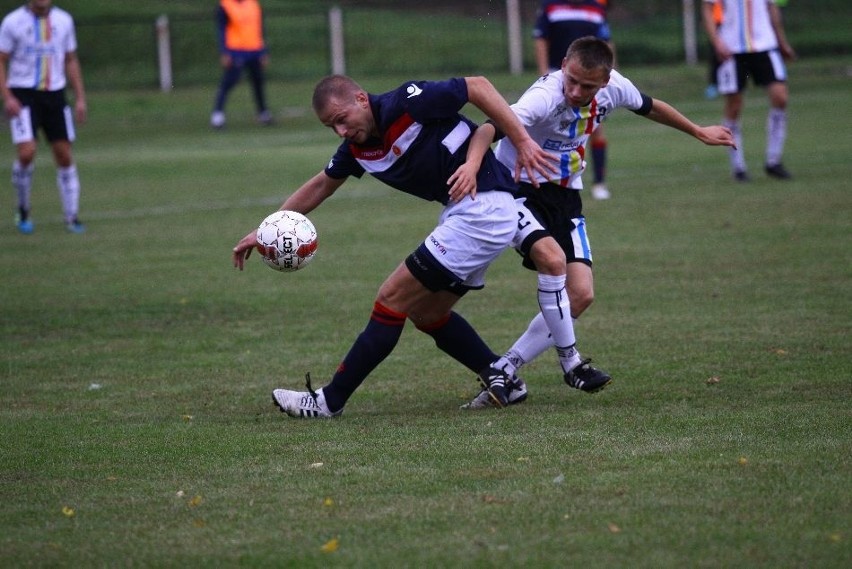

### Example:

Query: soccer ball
xmin=256 ymin=210 xmax=318 ymax=272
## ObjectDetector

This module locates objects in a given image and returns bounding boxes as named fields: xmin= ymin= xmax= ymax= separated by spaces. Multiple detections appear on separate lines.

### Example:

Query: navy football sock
xmin=323 ymin=302 xmax=406 ymax=412
xmin=591 ymin=142 xmax=607 ymax=184
xmin=417 ymin=311 xmax=497 ymax=373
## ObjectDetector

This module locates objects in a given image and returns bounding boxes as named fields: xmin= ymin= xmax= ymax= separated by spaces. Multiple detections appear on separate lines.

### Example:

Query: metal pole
xmin=156 ymin=15 xmax=173 ymax=92
xmin=683 ymin=0 xmax=698 ymax=65
xmin=506 ymin=0 xmax=523 ymax=75
xmin=329 ymin=6 xmax=346 ymax=75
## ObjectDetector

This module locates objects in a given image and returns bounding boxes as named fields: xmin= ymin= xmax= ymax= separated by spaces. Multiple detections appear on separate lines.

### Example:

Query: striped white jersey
xmin=707 ymin=0 xmax=780 ymax=54
xmin=0 ymin=5 xmax=78 ymax=91
xmin=495 ymin=69 xmax=646 ymax=190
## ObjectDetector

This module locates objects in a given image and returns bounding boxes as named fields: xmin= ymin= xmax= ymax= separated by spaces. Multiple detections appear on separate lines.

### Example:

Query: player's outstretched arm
xmin=232 ymin=171 xmax=345 ymax=270
xmin=644 ymin=98 xmax=736 ymax=148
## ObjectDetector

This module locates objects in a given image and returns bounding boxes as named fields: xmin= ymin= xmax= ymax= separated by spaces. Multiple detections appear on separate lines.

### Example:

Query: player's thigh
xmin=529 ymin=236 xmax=567 ymax=275
xmin=376 ymin=262 xmax=434 ymax=314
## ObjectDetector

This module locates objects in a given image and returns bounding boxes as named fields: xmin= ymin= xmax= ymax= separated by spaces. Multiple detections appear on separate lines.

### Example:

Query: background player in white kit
xmin=0 ymin=0 xmax=87 ymax=234
xmin=463 ymin=37 xmax=736 ymax=408
xmin=702 ymin=0 xmax=795 ymax=181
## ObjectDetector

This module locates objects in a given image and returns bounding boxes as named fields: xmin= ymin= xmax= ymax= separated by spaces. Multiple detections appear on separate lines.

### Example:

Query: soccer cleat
xmin=66 ymin=219 xmax=86 ymax=234
xmin=564 ymin=359 xmax=612 ymax=393
xmin=704 ymin=84 xmax=719 ymax=100
xmin=15 ymin=214 xmax=34 ymax=235
xmin=591 ymin=183 xmax=611 ymax=200
xmin=272 ymin=373 xmax=341 ymax=418
xmin=733 ymin=170 xmax=750 ymax=182
xmin=210 ymin=111 xmax=226 ymax=129
xmin=475 ymin=366 xmax=510 ymax=408
xmin=461 ymin=375 xmax=527 ymax=410
xmin=272 ymin=387 xmax=339 ymax=418
xmin=765 ymin=163 xmax=792 ymax=180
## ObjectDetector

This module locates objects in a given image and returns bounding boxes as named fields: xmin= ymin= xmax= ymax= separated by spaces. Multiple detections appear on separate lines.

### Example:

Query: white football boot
xmin=272 ymin=386 xmax=341 ymax=418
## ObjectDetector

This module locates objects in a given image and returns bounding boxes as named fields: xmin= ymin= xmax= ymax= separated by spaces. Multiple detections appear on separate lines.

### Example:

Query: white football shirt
xmin=495 ymin=69 xmax=644 ymax=190
xmin=706 ymin=0 xmax=780 ymax=54
xmin=0 ymin=5 xmax=78 ymax=91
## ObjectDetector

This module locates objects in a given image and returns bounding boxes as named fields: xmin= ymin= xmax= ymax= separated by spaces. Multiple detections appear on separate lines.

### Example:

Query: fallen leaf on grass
xmin=323 ymin=497 xmax=334 ymax=507
xmin=608 ymin=523 xmax=621 ymax=533
xmin=321 ymin=537 xmax=339 ymax=553
xmin=770 ymin=348 xmax=788 ymax=356
xmin=738 ymin=457 xmax=748 ymax=466
xmin=61 ymin=506 xmax=75 ymax=518
xmin=706 ymin=376 xmax=721 ymax=385
xmin=188 ymin=495 xmax=203 ymax=507
xmin=181 ymin=415 xmax=194 ymax=422
xmin=482 ymin=495 xmax=509 ymax=504
xmin=193 ymin=518 xmax=206 ymax=528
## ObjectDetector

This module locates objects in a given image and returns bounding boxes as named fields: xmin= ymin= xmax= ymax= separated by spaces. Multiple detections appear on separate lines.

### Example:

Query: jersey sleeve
xmin=606 ymin=70 xmax=646 ymax=112
xmin=324 ymin=142 xmax=365 ymax=180
xmin=0 ymin=16 xmax=15 ymax=55
xmin=64 ymin=15 xmax=78 ymax=53
xmin=511 ymin=76 xmax=556 ymax=128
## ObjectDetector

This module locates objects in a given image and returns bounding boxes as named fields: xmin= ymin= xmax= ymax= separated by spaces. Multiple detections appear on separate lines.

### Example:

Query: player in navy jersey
xmin=534 ymin=0 xmax=613 ymax=200
xmin=0 ymin=0 xmax=87 ymax=234
xmin=232 ymin=74 xmax=556 ymax=418
xmin=461 ymin=37 xmax=736 ymax=409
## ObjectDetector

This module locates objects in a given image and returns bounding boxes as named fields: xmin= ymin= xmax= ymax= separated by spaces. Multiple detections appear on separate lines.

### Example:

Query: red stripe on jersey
xmin=585 ymin=98 xmax=598 ymax=135
xmin=349 ymin=113 xmax=416 ymax=162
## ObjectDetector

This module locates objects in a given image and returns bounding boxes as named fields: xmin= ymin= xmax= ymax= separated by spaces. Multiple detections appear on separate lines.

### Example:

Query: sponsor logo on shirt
xmin=406 ymin=84 xmax=423 ymax=98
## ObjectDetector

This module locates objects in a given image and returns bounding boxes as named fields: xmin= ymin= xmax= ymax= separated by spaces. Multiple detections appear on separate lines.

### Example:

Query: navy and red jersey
xmin=324 ymin=78 xmax=516 ymax=205
xmin=534 ymin=1 xmax=611 ymax=71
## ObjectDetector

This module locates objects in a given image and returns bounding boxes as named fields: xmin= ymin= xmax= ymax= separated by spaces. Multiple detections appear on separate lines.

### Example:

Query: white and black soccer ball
xmin=256 ymin=210 xmax=318 ymax=272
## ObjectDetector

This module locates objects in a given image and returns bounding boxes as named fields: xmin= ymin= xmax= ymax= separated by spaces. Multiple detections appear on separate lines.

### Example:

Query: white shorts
xmin=420 ymin=190 xmax=517 ymax=289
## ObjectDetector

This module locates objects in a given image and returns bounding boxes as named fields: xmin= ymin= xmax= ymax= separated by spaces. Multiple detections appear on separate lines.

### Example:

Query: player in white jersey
xmin=0 ymin=0 xmax=87 ymax=234
xmin=462 ymin=37 xmax=735 ymax=408
xmin=702 ymin=0 xmax=795 ymax=181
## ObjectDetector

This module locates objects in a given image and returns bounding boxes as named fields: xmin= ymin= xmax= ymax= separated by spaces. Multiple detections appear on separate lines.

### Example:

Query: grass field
xmin=1 ymin=57 xmax=850 ymax=567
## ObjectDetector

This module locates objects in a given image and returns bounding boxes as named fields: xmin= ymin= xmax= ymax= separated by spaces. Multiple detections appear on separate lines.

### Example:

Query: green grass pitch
xmin=1 ymin=57 xmax=850 ymax=566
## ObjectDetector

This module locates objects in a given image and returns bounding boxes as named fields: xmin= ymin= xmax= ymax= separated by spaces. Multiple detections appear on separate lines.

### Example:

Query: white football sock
xmin=724 ymin=118 xmax=746 ymax=173
xmin=493 ymin=312 xmax=553 ymax=378
xmin=56 ymin=164 xmax=81 ymax=223
xmin=12 ymin=160 xmax=34 ymax=214
xmin=537 ymin=273 xmax=582 ymax=373
xmin=766 ymin=107 xmax=787 ymax=166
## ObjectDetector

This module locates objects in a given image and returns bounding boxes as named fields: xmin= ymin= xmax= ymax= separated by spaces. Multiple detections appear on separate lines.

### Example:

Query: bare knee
xmin=530 ymin=237 xmax=567 ymax=275
xmin=570 ymin=288 xmax=594 ymax=317
xmin=16 ymin=143 xmax=36 ymax=165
